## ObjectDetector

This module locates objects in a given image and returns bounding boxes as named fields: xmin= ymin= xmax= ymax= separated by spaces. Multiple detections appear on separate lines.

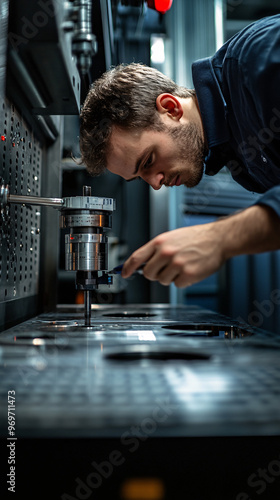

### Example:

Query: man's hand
xmin=121 ymin=204 xmax=280 ymax=288
xmin=121 ymin=223 xmax=226 ymax=288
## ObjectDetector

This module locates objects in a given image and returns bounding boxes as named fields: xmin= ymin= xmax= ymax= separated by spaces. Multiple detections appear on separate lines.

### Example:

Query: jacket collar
xmin=192 ymin=57 xmax=230 ymax=175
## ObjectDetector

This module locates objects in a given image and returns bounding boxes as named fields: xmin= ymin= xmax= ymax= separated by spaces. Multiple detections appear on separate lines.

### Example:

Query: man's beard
xmin=166 ymin=121 xmax=207 ymax=188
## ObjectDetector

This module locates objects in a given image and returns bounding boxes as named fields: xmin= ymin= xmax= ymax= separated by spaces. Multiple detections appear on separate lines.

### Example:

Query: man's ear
xmin=155 ymin=93 xmax=183 ymax=120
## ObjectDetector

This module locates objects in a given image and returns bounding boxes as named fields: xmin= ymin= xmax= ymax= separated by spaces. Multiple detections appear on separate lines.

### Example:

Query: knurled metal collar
xmin=65 ymin=233 xmax=107 ymax=243
xmin=60 ymin=212 xmax=112 ymax=228
xmin=62 ymin=196 xmax=116 ymax=211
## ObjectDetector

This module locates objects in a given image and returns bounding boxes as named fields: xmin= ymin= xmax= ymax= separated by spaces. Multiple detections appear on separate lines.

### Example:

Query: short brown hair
xmin=79 ymin=63 xmax=195 ymax=175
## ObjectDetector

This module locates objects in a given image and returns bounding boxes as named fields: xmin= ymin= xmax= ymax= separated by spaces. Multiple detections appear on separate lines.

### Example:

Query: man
xmin=79 ymin=14 xmax=280 ymax=288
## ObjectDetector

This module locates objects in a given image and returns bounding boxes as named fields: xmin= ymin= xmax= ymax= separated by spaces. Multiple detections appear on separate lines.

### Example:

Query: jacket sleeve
xmin=255 ymin=186 xmax=280 ymax=218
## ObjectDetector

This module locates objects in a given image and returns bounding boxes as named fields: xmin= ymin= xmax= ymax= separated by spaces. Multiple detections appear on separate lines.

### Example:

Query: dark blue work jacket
xmin=192 ymin=14 xmax=280 ymax=217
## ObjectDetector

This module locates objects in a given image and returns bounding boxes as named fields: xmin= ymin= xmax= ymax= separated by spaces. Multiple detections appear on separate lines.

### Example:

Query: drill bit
xmin=109 ymin=263 xmax=146 ymax=275
xmin=84 ymin=290 xmax=92 ymax=326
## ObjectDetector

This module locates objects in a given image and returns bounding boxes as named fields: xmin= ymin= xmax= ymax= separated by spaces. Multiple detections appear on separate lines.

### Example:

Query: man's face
xmin=107 ymin=117 xmax=206 ymax=190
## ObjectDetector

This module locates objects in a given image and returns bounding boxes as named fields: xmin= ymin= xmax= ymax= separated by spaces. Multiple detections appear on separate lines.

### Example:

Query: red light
xmin=1 ymin=135 xmax=5 ymax=141
xmin=147 ymin=0 xmax=173 ymax=13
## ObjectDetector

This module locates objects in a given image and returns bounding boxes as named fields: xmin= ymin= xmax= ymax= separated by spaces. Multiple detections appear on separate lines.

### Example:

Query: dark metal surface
xmin=0 ymin=304 xmax=279 ymax=438
xmin=1 ymin=304 xmax=280 ymax=499
xmin=8 ymin=0 xmax=80 ymax=115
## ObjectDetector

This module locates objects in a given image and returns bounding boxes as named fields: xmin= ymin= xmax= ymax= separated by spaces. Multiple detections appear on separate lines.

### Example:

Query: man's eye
xmin=143 ymin=154 xmax=153 ymax=169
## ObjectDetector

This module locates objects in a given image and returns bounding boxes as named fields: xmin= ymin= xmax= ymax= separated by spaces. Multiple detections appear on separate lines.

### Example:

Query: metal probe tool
xmin=109 ymin=263 xmax=146 ymax=275
xmin=1 ymin=183 xmax=116 ymax=327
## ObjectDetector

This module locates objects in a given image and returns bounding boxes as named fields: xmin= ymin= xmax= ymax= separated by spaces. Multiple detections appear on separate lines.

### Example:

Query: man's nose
xmin=142 ymin=171 xmax=164 ymax=190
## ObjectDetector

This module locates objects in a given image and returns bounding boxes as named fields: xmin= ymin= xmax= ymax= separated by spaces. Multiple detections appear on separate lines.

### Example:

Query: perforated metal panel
xmin=0 ymin=98 xmax=42 ymax=302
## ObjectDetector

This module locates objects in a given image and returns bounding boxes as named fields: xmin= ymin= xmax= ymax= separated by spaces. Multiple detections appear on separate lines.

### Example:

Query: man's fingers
xmin=121 ymin=224 xmax=224 ymax=286
xmin=121 ymin=243 xmax=155 ymax=278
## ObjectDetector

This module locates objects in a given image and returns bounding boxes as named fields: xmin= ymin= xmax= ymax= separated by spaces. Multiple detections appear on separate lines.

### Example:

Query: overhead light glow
xmin=214 ymin=0 xmax=224 ymax=50
xmin=151 ymin=36 xmax=165 ymax=64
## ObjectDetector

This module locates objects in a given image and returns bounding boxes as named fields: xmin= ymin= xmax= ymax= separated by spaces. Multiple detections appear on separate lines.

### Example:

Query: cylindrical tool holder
xmin=60 ymin=187 xmax=116 ymax=275
xmin=65 ymin=233 xmax=108 ymax=271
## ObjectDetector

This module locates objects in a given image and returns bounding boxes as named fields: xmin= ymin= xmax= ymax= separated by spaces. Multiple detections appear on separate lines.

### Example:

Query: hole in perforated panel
xmin=103 ymin=312 xmax=157 ymax=318
xmin=162 ymin=324 xmax=253 ymax=338
xmin=106 ymin=346 xmax=211 ymax=362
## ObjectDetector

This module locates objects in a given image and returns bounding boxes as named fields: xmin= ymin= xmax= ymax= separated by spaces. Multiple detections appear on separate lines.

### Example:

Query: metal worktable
xmin=0 ymin=304 xmax=280 ymax=499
